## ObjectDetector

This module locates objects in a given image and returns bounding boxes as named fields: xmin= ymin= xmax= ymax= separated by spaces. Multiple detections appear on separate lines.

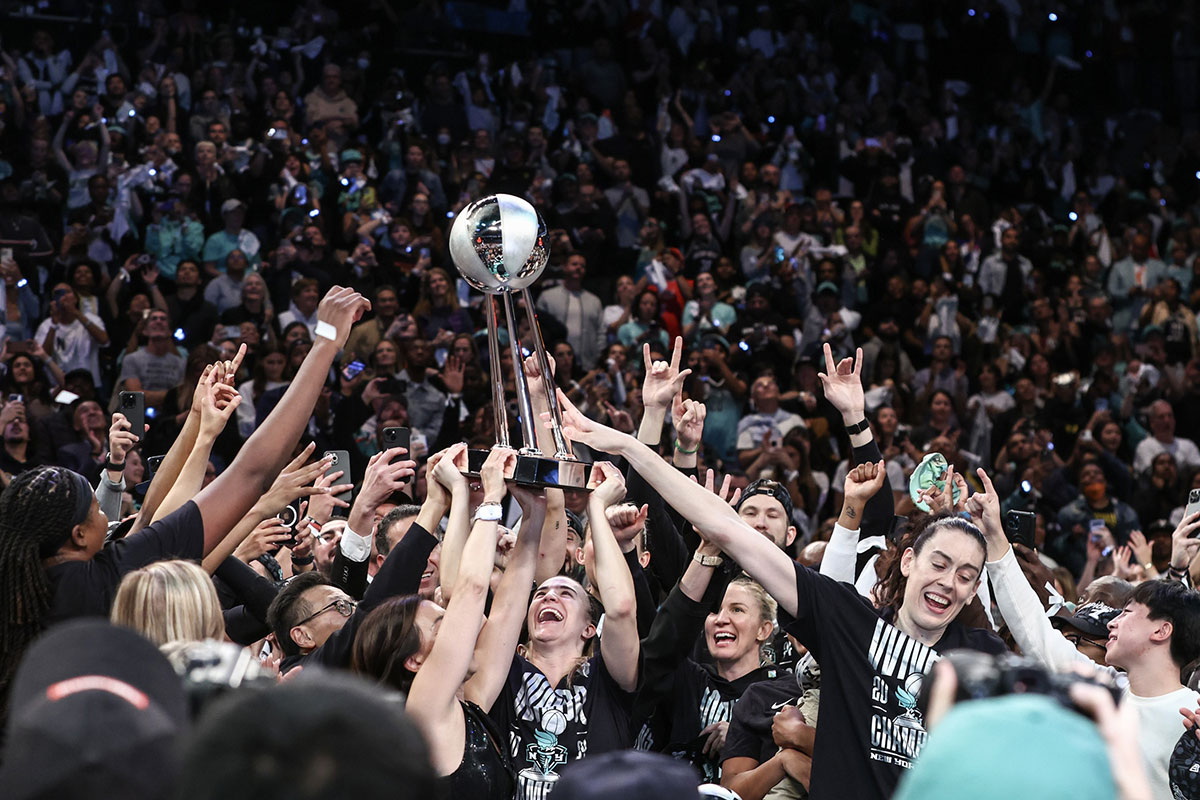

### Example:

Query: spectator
xmin=536 ymin=253 xmax=605 ymax=371
xmin=117 ymin=308 xmax=185 ymax=408
xmin=1133 ymin=399 xmax=1200 ymax=476
xmin=202 ymin=199 xmax=261 ymax=275
xmin=35 ymin=283 xmax=108 ymax=387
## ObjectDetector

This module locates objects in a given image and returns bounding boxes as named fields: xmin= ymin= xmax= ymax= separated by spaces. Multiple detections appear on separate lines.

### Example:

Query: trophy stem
xmin=484 ymin=295 xmax=510 ymax=448
xmin=500 ymin=291 xmax=540 ymax=454
xmin=520 ymin=287 xmax=573 ymax=460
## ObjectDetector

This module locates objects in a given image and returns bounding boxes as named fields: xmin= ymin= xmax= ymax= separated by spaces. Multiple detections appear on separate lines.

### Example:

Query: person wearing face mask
xmin=1051 ymin=459 xmax=1142 ymax=578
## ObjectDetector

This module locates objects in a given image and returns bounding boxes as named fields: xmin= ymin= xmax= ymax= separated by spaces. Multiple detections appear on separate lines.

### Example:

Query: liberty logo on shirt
xmin=517 ymin=711 xmax=570 ymax=800
xmin=866 ymin=618 xmax=938 ymax=769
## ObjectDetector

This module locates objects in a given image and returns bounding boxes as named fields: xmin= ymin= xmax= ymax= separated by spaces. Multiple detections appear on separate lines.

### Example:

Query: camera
xmin=921 ymin=650 xmax=1121 ymax=719
xmin=1004 ymin=509 xmax=1036 ymax=549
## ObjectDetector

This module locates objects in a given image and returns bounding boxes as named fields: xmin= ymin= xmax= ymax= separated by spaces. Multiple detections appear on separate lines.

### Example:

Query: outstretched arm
xmin=464 ymin=483 xmax=546 ymax=711
xmin=551 ymin=390 xmax=799 ymax=616
xmin=409 ymin=448 xmax=512 ymax=775
xmin=192 ymin=287 xmax=370 ymax=554
xmin=589 ymin=462 xmax=640 ymax=692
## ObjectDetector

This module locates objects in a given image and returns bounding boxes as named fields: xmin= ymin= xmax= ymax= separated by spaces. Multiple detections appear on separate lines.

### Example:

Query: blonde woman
xmin=111 ymin=560 xmax=224 ymax=646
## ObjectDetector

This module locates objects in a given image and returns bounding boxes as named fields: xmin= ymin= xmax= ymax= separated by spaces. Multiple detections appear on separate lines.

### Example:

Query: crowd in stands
xmin=1 ymin=0 xmax=1200 ymax=798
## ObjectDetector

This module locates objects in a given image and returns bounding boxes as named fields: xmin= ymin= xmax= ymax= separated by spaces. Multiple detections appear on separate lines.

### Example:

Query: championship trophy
xmin=447 ymin=194 xmax=591 ymax=489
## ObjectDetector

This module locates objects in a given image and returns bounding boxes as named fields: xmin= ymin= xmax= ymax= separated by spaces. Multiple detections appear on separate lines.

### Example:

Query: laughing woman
xmin=635 ymin=534 xmax=779 ymax=782
xmin=547 ymin=347 xmax=1007 ymax=800
xmin=350 ymin=447 xmax=546 ymax=799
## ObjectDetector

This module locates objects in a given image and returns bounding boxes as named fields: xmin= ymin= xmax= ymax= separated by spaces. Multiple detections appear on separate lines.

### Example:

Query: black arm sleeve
xmin=214 ymin=557 xmax=280 ymax=645
xmin=309 ymin=523 xmax=439 ymax=669
xmin=849 ymin=438 xmax=894 ymax=541
xmin=626 ymin=461 xmax=689 ymax=602
xmin=625 ymin=547 xmax=657 ymax=640
xmin=330 ymin=546 xmax=370 ymax=601
xmin=632 ymin=577 xmax=713 ymax=729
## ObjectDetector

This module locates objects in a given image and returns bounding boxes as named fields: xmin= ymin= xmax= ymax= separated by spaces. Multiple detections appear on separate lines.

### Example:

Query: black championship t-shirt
xmin=46 ymin=500 xmax=204 ymax=622
xmin=778 ymin=561 xmax=1005 ymax=800
xmin=489 ymin=652 xmax=634 ymax=800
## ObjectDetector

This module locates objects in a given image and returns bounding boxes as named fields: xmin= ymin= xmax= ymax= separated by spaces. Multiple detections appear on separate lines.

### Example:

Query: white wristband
xmin=314 ymin=320 xmax=338 ymax=341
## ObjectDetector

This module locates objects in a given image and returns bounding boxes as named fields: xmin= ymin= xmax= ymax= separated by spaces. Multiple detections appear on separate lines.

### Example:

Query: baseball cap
xmin=553 ymin=750 xmax=698 ymax=800
xmin=340 ymin=148 xmax=364 ymax=164
xmin=220 ymin=198 xmax=245 ymax=214
xmin=738 ymin=478 xmax=795 ymax=525
xmin=1051 ymin=602 xmax=1121 ymax=639
xmin=815 ymin=280 xmax=839 ymax=296
xmin=0 ymin=619 xmax=190 ymax=800
xmin=1170 ymin=725 xmax=1200 ymax=799
xmin=893 ymin=694 xmax=1116 ymax=800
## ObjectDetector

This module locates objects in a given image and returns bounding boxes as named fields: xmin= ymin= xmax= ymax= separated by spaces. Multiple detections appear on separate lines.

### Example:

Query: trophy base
xmin=513 ymin=454 xmax=591 ymax=490
xmin=461 ymin=448 xmax=492 ymax=478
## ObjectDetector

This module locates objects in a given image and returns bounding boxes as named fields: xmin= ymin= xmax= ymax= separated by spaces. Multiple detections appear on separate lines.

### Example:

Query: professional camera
xmin=920 ymin=650 xmax=1121 ymax=719
xmin=163 ymin=640 xmax=277 ymax=719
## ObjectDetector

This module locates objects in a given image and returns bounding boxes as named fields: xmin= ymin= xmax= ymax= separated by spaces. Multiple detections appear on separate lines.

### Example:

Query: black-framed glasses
xmin=1063 ymin=631 xmax=1106 ymax=649
xmin=296 ymin=598 xmax=356 ymax=627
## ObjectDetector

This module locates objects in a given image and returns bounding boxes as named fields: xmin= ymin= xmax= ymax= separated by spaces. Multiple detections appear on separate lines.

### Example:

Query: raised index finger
xmin=227 ymin=343 xmax=248 ymax=380
xmin=822 ymin=341 xmax=835 ymax=377
xmin=976 ymin=467 xmax=996 ymax=495
xmin=642 ymin=342 xmax=652 ymax=373
xmin=669 ymin=336 xmax=683 ymax=372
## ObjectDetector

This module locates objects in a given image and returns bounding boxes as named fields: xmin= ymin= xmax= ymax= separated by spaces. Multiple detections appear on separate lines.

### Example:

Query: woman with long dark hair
xmin=351 ymin=447 xmax=545 ymax=799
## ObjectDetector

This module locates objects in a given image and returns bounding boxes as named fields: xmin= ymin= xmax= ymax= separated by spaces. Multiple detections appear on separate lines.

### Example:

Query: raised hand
xmin=606 ymin=502 xmax=648 ymax=551
xmin=256 ymin=444 xmax=336 ymax=517
xmin=442 ymin=353 xmax=465 ymax=395
xmin=642 ymin=337 xmax=691 ymax=411
xmin=108 ymin=412 xmax=141 ymax=465
xmin=479 ymin=447 xmax=517 ymax=504
xmin=198 ymin=367 xmax=242 ymax=437
xmin=1169 ymin=511 xmax=1200 ymax=573
xmin=550 ymin=387 xmax=628 ymax=454
xmin=603 ymin=401 xmax=635 ymax=434
xmin=965 ymin=468 xmax=1005 ymax=556
xmin=1128 ymin=530 xmax=1153 ymax=571
xmin=357 ymin=445 xmax=418 ymax=512
xmin=673 ymin=394 xmax=706 ymax=453
xmin=694 ymin=467 xmax=742 ymax=507
xmin=305 ymin=466 xmax=353 ymax=525
xmin=817 ymin=342 xmax=865 ymax=424
xmin=234 ymin=516 xmax=294 ymax=562
xmin=316 ymin=286 xmax=372 ymax=349
xmin=587 ymin=460 xmax=627 ymax=507
xmin=431 ymin=441 xmax=470 ymax=493
xmin=843 ymin=460 xmax=887 ymax=509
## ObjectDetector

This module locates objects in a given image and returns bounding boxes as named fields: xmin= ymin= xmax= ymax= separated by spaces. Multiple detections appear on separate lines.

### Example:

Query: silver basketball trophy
xmin=448 ymin=194 xmax=591 ymax=489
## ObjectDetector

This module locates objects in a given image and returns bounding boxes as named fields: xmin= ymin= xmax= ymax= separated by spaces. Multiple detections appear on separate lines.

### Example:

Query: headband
xmin=35 ymin=468 xmax=94 ymax=558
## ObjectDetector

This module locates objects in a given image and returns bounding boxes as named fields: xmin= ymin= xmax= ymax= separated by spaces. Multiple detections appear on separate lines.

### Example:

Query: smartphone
xmin=381 ymin=426 xmax=410 ymax=454
xmin=133 ymin=455 xmax=165 ymax=498
xmin=324 ymin=450 xmax=352 ymax=518
xmin=1005 ymin=510 xmax=1037 ymax=549
xmin=341 ymin=360 xmax=365 ymax=382
xmin=278 ymin=498 xmax=303 ymax=547
xmin=119 ymin=391 xmax=145 ymax=444
xmin=7 ymin=393 xmax=23 ymax=404
xmin=6 ymin=340 xmax=29 ymax=355
xmin=1186 ymin=489 xmax=1200 ymax=536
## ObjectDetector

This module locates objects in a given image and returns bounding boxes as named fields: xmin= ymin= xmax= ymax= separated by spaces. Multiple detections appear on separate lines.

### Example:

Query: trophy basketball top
xmin=448 ymin=193 xmax=550 ymax=294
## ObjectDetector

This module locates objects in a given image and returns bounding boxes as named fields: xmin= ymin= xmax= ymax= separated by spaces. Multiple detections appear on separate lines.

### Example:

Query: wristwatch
xmin=844 ymin=418 xmax=870 ymax=435
xmin=693 ymin=552 xmax=724 ymax=568
xmin=472 ymin=501 xmax=503 ymax=523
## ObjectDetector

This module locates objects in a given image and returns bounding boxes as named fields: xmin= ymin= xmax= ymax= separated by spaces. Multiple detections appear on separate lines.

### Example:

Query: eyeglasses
xmin=296 ymin=598 xmax=356 ymax=627
xmin=1063 ymin=631 xmax=1106 ymax=649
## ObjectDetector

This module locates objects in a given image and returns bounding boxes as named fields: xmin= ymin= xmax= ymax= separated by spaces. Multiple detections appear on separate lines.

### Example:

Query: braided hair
xmin=0 ymin=466 xmax=93 ymax=715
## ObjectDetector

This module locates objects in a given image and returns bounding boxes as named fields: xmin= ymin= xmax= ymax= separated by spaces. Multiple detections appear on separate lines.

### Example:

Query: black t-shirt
xmin=778 ymin=561 xmax=1006 ymax=800
xmin=489 ymin=652 xmax=634 ymax=800
xmin=46 ymin=500 xmax=204 ymax=622
xmin=722 ymin=672 xmax=804 ymax=766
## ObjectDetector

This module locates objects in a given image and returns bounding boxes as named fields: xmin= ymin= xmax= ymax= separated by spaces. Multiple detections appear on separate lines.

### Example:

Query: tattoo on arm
xmin=846 ymin=507 xmax=856 ymax=519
